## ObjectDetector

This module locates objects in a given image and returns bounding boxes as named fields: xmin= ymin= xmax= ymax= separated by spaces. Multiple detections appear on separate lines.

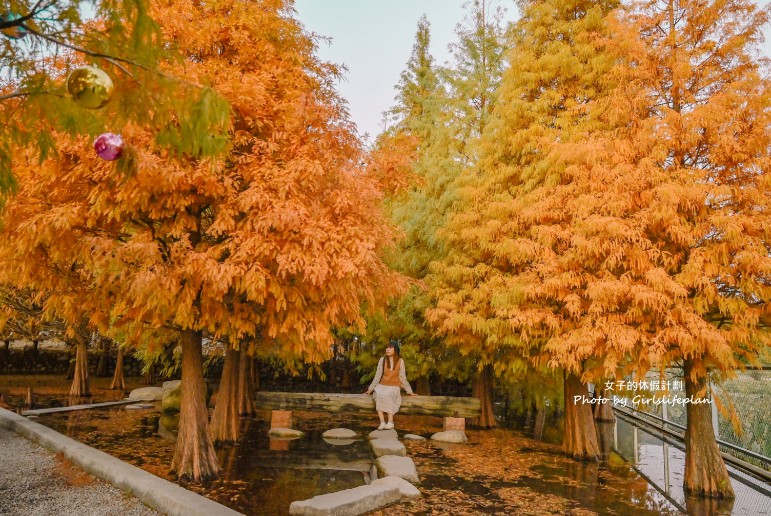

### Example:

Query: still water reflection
xmin=614 ymin=416 xmax=771 ymax=515
xmin=27 ymin=395 xmax=771 ymax=515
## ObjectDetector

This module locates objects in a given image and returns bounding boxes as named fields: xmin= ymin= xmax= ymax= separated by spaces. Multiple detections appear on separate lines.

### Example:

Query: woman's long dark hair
xmin=383 ymin=342 xmax=401 ymax=370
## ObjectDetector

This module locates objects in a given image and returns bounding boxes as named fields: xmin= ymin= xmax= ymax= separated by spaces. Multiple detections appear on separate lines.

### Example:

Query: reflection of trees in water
xmin=596 ymin=421 xmax=614 ymax=459
xmin=685 ymin=494 xmax=734 ymax=516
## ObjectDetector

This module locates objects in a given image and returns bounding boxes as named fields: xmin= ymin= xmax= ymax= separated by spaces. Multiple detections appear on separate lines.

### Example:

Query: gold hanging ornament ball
xmin=66 ymin=66 xmax=114 ymax=109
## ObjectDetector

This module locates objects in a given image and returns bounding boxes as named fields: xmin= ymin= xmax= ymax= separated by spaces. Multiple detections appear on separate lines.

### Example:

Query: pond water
xmin=0 ymin=375 xmax=147 ymax=411
xmin=3 ymin=376 xmax=770 ymax=515
xmin=613 ymin=415 xmax=771 ymax=515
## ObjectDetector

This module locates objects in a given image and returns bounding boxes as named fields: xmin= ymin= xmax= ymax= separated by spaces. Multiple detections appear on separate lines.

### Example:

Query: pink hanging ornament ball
xmin=94 ymin=133 xmax=124 ymax=161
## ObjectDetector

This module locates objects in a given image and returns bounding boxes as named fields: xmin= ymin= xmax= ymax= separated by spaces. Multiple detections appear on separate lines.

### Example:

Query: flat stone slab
xmin=289 ymin=484 xmax=400 ymax=515
xmin=431 ymin=430 xmax=468 ymax=443
xmin=128 ymin=387 xmax=164 ymax=401
xmin=322 ymin=428 xmax=357 ymax=439
xmin=22 ymin=399 xmax=136 ymax=416
xmin=323 ymin=438 xmax=355 ymax=446
xmin=125 ymin=403 xmax=155 ymax=410
xmin=403 ymin=434 xmax=426 ymax=441
xmin=269 ymin=428 xmax=305 ymax=439
xmin=375 ymin=455 xmax=419 ymax=484
xmin=370 ymin=438 xmax=406 ymax=458
xmin=371 ymin=476 xmax=421 ymax=499
xmin=368 ymin=429 xmax=398 ymax=440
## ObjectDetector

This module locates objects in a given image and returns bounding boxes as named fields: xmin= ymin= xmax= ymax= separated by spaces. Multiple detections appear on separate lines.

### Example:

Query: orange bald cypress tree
xmin=428 ymin=0 xmax=621 ymax=457
xmin=0 ymin=0 xmax=403 ymax=481
xmin=446 ymin=0 xmax=770 ymax=497
xmin=539 ymin=0 xmax=771 ymax=497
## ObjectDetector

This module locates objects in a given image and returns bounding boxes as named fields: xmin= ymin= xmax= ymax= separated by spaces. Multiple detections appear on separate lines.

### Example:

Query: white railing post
xmin=663 ymin=441 xmax=670 ymax=494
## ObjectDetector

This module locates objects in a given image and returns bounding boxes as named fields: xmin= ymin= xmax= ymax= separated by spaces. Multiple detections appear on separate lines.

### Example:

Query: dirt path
xmin=0 ymin=426 xmax=157 ymax=516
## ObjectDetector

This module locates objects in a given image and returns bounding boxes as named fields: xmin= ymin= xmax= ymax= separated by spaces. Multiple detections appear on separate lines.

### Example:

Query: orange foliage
xmin=429 ymin=0 xmax=771 ymax=385
xmin=0 ymin=0 xmax=406 ymax=361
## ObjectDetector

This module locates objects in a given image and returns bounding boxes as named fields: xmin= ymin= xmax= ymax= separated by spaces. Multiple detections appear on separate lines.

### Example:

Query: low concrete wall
xmin=0 ymin=407 xmax=242 ymax=516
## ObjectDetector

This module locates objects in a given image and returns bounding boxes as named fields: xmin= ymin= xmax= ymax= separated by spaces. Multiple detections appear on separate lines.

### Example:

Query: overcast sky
xmin=293 ymin=0 xmax=771 ymax=144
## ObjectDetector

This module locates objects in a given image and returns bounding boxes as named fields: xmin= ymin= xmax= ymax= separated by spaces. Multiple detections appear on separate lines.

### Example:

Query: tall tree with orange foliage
xmin=428 ymin=0 xmax=621 ymax=449
xmin=0 ymin=0 xmax=403 ymax=481
xmin=436 ymin=0 xmax=770 ymax=498
xmin=536 ymin=0 xmax=771 ymax=498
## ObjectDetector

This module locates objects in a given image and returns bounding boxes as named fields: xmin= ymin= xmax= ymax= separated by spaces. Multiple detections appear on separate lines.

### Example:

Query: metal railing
xmin=606 ymin=368 xmax=771 ymax=475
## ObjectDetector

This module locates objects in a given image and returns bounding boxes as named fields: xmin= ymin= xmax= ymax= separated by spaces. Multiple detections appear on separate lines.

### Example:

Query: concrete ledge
xmin=22 ymin=399 xmax=137 ymax=416
xmin=0 ymin=407 xmax=242 ymax=516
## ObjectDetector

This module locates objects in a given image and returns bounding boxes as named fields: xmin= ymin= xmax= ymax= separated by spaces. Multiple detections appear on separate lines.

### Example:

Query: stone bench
xmin=254 ymin=392 xmax=481 ymax=432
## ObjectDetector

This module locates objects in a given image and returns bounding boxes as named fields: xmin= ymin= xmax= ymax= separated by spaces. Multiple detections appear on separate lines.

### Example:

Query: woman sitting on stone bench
xmin=365 ymin=340 xmax=415 ymax=430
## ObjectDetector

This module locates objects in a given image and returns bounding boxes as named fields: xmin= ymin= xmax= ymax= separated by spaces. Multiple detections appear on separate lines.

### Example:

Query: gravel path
xmin=0 ymin=426 xmax=158 ymax=516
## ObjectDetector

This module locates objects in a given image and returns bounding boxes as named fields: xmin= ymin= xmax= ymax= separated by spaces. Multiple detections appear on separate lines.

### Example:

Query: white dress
xmin=368 ymin=357 xmax=413 ymax=414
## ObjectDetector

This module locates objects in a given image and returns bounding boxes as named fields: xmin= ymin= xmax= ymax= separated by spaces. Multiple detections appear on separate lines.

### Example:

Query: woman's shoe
xmin=378 ymin=422 xmax=386 ymax=430
xmin=384 ymin=422 xmax=394 ymax=430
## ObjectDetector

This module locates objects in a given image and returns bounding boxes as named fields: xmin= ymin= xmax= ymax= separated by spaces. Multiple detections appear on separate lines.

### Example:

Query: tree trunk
xmin=341 ymin=365 xmax=351 ymax=389
xmin=32 ymin=339 xmax=39 ymax=353
xmin=533 ymin=407 xmax=546 ymax=441
xmin=144 ymin=362 xmax=156 ymax=385
xmin=593 ymin=388 xmax=616 ymax=422
xmin=525 ymin=404 xmax=534 ymax=429
xmin=210 ymin=346 xmax=241 ymax=444
xmin=171 ymin=329 xmax=219 ymax=481
xmin=683 ymin=359 xmax=734 ymax=498
xmin=26 ymin=387 xmax=34 ymax=410
xmin=471 ymin=364 xmax=496 ymax=429
xmin=237 ymin=351 xmax=255 ymax=416
xmin=596 ymin=421 xmax=614 ymax=460
xmin=416 ymin=376 xmax=431 ymax=396
xmin=110 ymin=346 xmax=126 ymax=390
xmin=252 ymin=359 xmax=260 ymax=391
xmin=66 ymin=358 xmax=75 ymax=380
xmin=68 ymin=340 xmax=90 ymax=397
xmin=96 ymin=340 xmax=109 ymax=377
xmin=563 ymin=372 xmax=600 ymax=460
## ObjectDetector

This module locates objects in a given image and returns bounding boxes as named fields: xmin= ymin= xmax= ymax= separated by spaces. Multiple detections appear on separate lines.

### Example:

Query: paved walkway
xmin=0 ymin=426 xmax=157 ymax=516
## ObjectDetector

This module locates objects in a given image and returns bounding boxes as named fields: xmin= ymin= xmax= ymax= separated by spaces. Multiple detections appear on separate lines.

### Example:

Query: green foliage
xmin=361 ymin=1 xmax=513 ymax=388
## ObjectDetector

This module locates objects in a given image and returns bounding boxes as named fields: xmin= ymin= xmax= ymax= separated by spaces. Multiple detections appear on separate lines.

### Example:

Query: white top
xmin=368 ymin=357 xmax=414 ymax=394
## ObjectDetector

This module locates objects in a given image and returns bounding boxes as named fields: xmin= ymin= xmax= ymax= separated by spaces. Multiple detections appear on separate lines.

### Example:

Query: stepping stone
xmin=269 ymin=428 xmax=305 ymax=439
xmin=323 ymin=437 xmax=355 ymax=446
xmin=289 ymin=484 xmax=400 ymax=515
xmin=371 ymin=476 xmax=421 ymax=499
xmin=375 ymin=455 xmax=419 ymax=484
xmin=430 ymin=430 xmax=467 ymax=443
xmin=370 ymin=438 xmax=406 ymax=458
xmin=403 ymin=434 xmax=426 ymax=441
xmin=128 ymin=387 xmax=164 ymax=401
xmin=323 ymin=428 xmax=357 ymax=439
xmin=125 ymin=403 xmax=154 ymax=410
xmin=368 ymin=429 xmax=398 ymax=440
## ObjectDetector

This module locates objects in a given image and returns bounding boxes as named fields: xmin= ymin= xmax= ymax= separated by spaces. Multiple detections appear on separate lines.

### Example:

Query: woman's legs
xmin=386 ymin=412 xmax=393 ymax=424
xmin=377 ymin=410 xmax=385 ymax=424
